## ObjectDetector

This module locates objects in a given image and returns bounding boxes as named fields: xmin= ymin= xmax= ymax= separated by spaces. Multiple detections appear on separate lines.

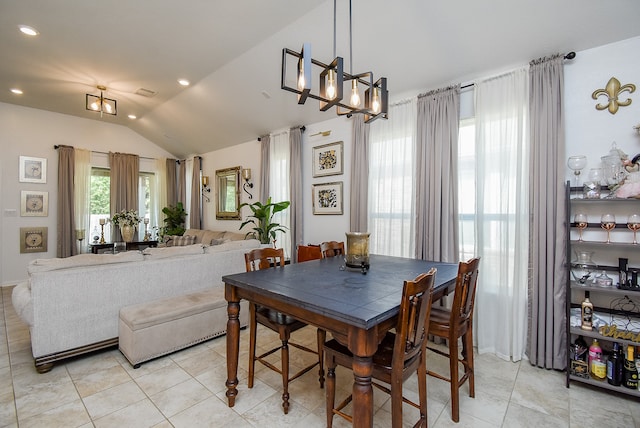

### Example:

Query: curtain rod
xmin=54 ymin=145 xmax=170 ymax=161
xmin=257 ymin=125 xmax=305 ymax=142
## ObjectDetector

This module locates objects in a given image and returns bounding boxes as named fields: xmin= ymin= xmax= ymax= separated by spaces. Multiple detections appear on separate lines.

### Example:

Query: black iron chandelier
xmin=281 ymin=0 xmax=388 ymax=123
xmin=86 ymin=85 xmax=117 ymax=116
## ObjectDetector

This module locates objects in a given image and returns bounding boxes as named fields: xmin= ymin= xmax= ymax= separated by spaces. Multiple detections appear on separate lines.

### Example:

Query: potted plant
xmin=161 ymin=202 xmax=187 ymax=236
xmin=239 ymin=197 xmax=290 ymax=244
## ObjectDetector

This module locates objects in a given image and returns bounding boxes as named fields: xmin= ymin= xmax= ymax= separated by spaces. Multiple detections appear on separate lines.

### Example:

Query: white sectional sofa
xmin=12 ymin=238 xmax=259 ymax=373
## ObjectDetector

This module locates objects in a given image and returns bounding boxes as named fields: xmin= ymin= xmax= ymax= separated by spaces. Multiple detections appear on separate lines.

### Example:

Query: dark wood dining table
xmin=223 ymin=254 xmax=458 ymax=428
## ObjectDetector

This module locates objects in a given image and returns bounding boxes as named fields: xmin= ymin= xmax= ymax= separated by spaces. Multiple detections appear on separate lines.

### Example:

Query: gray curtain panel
xmin=260 ymin=135 xmax=270 ymax=203
xmin=349 ymin=115 xmax=369 ymax=232
xmin=190 ymin=156 xmax=202 ymax=229
xmin=57 ymin=145 xmax=76 ymax=257
xmin=176 ymin=160 xmax=186 ymax=206
xmin=109 ymin=152 xmax=140 ymax=241
xmin=289 ymin=127 xmax=303 ymax=262
xmin=415 ymin=85 xmax=461 ymax=263
xmin=166 ymin=158 xmax=178 ymax=208
xmin=527 ymin=54 xmax=566 ymax=369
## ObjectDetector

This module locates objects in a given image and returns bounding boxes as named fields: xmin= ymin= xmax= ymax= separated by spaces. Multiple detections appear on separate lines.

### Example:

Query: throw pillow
xmin=210 ymin=238 xmax=230 ymax=246
xmin=172 ymin=235 xmax=196 ymax=246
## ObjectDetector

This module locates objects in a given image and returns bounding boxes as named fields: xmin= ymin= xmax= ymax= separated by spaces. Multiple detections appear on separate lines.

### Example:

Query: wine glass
xmin=574 ymin=213 xmax=588 ymax=241
xmin=628 ymin=214 xmax=640 ymax=244
xmin=601 ymin=213 xmax=616 ymax=243
xmin=567 ymin=155 xmax=587 ymax=187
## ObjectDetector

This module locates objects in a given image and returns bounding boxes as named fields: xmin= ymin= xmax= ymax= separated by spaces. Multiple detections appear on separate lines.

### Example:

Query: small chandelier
xmin=281 ymin=0 xmax=388 ymax=123
xmin=86 ymin=85 xmax=117 ymax=116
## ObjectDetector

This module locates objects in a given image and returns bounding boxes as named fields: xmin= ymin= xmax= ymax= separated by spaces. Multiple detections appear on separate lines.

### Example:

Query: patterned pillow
xmin=172 ymin=235 xmax=197 ymax=246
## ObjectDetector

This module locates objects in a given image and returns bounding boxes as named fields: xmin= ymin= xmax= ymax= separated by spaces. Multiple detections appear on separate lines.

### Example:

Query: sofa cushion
xmin=172 ymin=235 xmax=197 ymax=246
xmin=223 ymin=231 xmax=248 ymax=241
xmin=142 ymin=244 xmax=204 ymax=259
xmin=183 ymin=229 xmax=206 ymax=243
xmin=204 ymin=239 xmax=261 ymax=254
xmin=27 ymin=252 xmax=145 ymax=274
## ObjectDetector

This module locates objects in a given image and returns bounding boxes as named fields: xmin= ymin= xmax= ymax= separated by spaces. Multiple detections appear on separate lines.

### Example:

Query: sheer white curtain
xmin=473 ymin=68 xmax=529 ymax=361
xmin=270 ymin=130 xmax=291 ymax=257
xmin=368 ymin=99 xmax=416 ymax=257
xmin=154 ymin=158 xmax=168 ymax=234
xmin=74 ymin=148 xmax=91 ymax=247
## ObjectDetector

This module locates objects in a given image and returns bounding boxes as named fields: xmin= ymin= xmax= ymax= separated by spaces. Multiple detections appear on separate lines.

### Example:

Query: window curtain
xmin=260 ymin=135 xmax=270 ymax=203
xmin=289 ymin=127 xmax=303 ymax=261
xmin=109 ymin=152 xmax=139 ymax=241
xmin=166 ymin=158 xmax=178 ymax=208
xmin=154 ymin=158 xmax=168 ymax=233
xmin=527 ymin=54 xmax=566 ymax=369
xmin=368 ymin=99 xmax=417 ymax=257
xmin=190 ymin=156 xmax=202 ymax=229
xmin=74 ymin=148 xmax=91 ymax=250
xmin=350 ymin=115 xmax=369 ymax=232
xmin=474 ymin=69 xmax=529 ymax=361
xmin=415 ymin=85 xmax=461 ymax=263
xmin=177 ymin=159 xmax=186 ymax=207
xmin=269 ymin=131 xmax=291 ymax=257
xmin=57 ymin=145 xmax=76 ymax=257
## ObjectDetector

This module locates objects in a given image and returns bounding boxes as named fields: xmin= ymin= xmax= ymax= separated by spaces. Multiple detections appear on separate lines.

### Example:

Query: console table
xmin=89 ymin=241 xmax=158 ymax=254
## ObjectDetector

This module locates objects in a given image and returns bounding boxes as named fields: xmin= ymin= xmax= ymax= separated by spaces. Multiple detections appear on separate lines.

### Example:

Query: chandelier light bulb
xmin=297 ymin=62 xmax=306 ymax=91
xmin=90 ymin=100 xmax=99 ymax=111
xmin=371 ymin=87 xmax=381 ymax=114
xmin=350 ymin=79 xmax=360 ymax=107
xmin=326 ymin=69 xmax=337 ymax=100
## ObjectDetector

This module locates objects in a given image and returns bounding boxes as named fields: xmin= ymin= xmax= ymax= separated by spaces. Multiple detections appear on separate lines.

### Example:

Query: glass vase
xmin=570 ymin=250 xmax=597 ymax=285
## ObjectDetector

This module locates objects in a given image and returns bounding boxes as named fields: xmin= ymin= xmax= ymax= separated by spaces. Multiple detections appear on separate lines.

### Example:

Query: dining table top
xmin=222 ymin=254 xmax=459 ymax=330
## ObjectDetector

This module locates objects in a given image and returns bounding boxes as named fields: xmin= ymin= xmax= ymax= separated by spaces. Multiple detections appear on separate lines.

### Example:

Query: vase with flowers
xmin=112 ymin=209 xmax=141 ymax=242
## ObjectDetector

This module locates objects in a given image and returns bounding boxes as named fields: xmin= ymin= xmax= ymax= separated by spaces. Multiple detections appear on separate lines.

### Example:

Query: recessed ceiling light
xmin=10 ymin=88 xmax=23 ymax=95
xmin=178 ymin=79 xmax=190 ymax=86
xmin=18 ymin=25 xmax=39 ymax=36
xmin=128 ymin=114 xmax=137 ymax=120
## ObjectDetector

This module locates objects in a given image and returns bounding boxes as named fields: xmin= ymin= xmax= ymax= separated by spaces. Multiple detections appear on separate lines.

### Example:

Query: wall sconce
xmin=202 ymin=175 xmax=211 ymax=202
xmin=242 ymin=168 xmax=253 ymax=199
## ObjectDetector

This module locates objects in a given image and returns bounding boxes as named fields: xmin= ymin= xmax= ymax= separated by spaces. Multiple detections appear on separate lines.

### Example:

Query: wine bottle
xmin=623 ymin=345 xmax=639 ymax=389
xmin=581 ymin=295 xmax=594 ymax=331
xmin=606 ymin=342 xmax=623 ymax=386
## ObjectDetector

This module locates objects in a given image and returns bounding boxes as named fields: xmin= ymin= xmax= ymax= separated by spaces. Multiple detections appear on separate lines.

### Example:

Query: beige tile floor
xmin=1 ymin=284 xmax=639 ymax=428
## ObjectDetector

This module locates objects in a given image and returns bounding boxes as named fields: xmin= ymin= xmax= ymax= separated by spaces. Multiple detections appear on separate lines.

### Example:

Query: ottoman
xmin=118 ymin=287 xmax=247 ymax=368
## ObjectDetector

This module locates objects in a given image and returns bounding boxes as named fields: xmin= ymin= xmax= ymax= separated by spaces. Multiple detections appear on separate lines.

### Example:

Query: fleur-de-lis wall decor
xmin=592 ymin=77 xmax=636 ymax=114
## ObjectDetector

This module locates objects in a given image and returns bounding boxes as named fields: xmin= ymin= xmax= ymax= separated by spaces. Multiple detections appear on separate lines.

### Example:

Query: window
xmin=88 ymin=167 xmax=156 ymax=243
xmin=458 ymin=119 xmax=476 ymax=261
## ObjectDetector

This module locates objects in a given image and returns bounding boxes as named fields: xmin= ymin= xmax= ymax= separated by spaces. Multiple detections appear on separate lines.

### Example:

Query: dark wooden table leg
xmin=225 ymin=285 xmax=240 ymax=407
xmin=352 ymin=355 xmax=374 ymax=427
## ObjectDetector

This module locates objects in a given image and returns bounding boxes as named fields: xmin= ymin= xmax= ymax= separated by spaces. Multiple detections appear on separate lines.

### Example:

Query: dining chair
xmin=320 ymin=241 xmax=345 ymax=258
xmin=324 ymin=268 xmax=437 ymax=428
xmin=296 ymin=244 xmax=322 ymax=262
xmin=426 ymin=257 xmax=480 ymax=423
xmin=244 ymin=247 xmax=325 ymax=414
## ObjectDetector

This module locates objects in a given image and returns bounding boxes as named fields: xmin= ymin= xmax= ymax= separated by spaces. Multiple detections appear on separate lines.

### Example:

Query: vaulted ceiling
xmin=2 ymin=0 xmax=640 ymax=158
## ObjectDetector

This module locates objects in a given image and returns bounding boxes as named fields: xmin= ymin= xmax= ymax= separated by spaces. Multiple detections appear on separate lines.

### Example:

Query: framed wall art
xmin=312 ymin=181 xmax=343 ymax=215
xmin=20 ymin=227 xmax=48 ymax=253
xmin=20 ymin=190 xmax=48 ymax=217
xmin=312 ymin=141 xmax=343 ymax=177
xmin=19 ymin=156 xmax=47 ymax=183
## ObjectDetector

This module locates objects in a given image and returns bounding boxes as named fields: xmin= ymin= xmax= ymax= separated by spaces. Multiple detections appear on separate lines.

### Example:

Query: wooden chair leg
xmin=248 ymin=303 xmax=257 ymax=389
xmin=464 ymin=329 xmax=475 ymax=397
xmin=417 ymin=354 xmax=428 ymax=427
xmin=317 ymin=328 xmax=326 ymax=388
xmin=449 ymin=337 xmax=460 ymax=423
xmin=390 ymin=373 xmax=403 ymax=428
xmin=280 ymin=331 xmax=291 ymax=414
xmin=326 ymin=360 xmax=336 ymax=428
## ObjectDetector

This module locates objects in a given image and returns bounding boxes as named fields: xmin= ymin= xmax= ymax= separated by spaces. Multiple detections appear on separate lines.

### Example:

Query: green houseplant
xmin=161 ymin=202 xmax=187 ymax=236
xmin=239 ymin=197 xmax=290 ymax=244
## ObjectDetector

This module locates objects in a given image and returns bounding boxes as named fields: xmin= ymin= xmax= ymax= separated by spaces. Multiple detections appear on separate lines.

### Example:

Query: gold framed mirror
xmin=215 ymin=166 xmax=241 ymax=220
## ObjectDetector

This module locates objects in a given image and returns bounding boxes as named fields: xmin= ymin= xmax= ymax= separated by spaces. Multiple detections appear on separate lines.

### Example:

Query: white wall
xmin=0 ymin=102 xmax=174 ymax=285
xmin=564 ymin=36 xmax=640 ymax=180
